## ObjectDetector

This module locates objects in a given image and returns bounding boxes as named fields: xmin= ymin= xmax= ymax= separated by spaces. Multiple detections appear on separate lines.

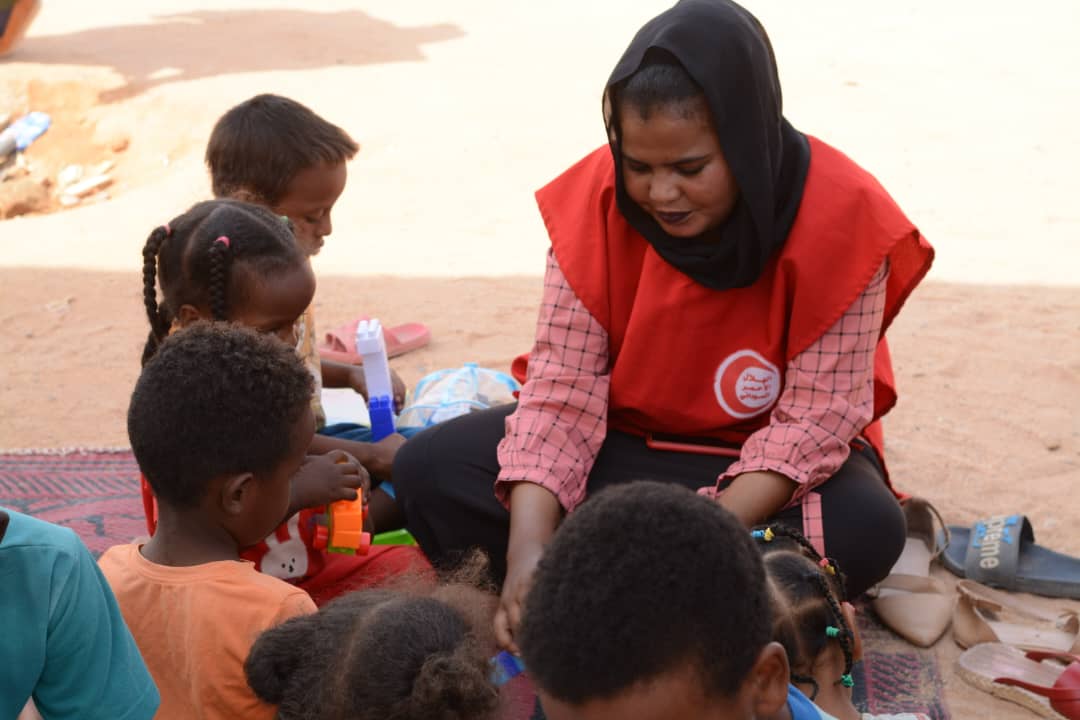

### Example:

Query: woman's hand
xmin=494 ymin=483 xmax=564 ymax=652
xmin=714 ymin=470 xmax=797 ymax=527
xmin=496 ymin=540 xmax=545 ymax=654
xmin=288 ymin=450 xmax=371 ymax=516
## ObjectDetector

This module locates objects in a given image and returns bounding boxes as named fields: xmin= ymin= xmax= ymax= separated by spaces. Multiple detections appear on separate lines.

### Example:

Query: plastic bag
xmin=397 ymin=363 xmax=519 ymax=428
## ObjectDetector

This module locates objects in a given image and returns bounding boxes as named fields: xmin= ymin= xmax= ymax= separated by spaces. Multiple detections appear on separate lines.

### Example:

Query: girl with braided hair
xmin=753 ymin=524 xmax=930 ymax=720
xmin=139 ymin=199 xmax=429 ymax=605
xmin=140 ymin=199 xmax=309 ymax=365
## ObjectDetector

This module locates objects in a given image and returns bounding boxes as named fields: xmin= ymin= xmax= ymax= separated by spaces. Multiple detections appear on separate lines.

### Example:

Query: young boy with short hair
xmin=99 ymin=322 xmax=320 ymax=719
xmin=206 ymin=93 xmax=408 ymax=531
xmin=519 ymin=481 xmax=828 ymax=720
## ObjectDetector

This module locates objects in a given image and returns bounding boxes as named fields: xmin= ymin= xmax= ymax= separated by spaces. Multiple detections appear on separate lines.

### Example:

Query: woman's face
xmin=618 ymin=102 xmax=738 ymax=238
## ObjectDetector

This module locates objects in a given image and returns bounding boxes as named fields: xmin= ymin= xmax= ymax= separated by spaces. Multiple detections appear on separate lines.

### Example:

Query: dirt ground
xmin=2 ymin=2 xmax=1079 ymax=717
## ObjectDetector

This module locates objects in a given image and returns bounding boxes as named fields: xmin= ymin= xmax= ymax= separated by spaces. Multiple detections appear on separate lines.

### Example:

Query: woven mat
xmin=852 ymin=600 xmax=950 ymax=720
xmin=0 ymin=450 xmax=948 ymax=719
xmin=0 ymin=450 xmax=146 ymax=558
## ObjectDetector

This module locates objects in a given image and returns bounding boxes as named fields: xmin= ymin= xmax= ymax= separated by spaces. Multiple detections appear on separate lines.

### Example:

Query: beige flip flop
xmin=872 ymin=497 xmax=954 ymax=647
xmin=954 ymin=579 xmax=1080 ymax=654
xmin=956 ymin=643 xmax=1080 ymax=719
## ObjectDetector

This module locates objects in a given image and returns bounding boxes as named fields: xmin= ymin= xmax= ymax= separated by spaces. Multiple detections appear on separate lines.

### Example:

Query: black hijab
xmin=605 ymin=0 xmax=811 ymax=290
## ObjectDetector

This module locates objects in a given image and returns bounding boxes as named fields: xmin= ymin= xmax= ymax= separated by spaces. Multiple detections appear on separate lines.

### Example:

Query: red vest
xmin=520 ymin=137 xmax=933 ymax=462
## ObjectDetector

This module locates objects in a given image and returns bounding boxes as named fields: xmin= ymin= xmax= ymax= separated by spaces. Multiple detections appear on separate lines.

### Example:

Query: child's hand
xmin=346 ymin=366 xmax=369 ymax=401
xmin=347 ymin=366 xmax=408 ymax=413
xmin=365 ymin=434 xmax=407 ymax=479
xmin=290 ymin=450 xmax=371 ymax=512
xmin=390 ymin=370 xmax=406 ymax=413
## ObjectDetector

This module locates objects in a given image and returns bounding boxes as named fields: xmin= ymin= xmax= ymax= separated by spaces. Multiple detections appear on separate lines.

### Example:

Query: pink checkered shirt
xmin=495 ymin=251 xmax=889 ymax=514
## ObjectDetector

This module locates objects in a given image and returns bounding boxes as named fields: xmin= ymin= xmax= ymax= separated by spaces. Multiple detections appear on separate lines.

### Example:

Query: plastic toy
xmin=371 ymin=528 xmax=417 ymax=546
xmin=0 ymin=111 xmax=50 ymax=159
xmin=490 ymin=650 xmax=526 ymax=686
xmin=313 ymin=488 xmax=372 ymax=556
xmin=355 ymin=319 xmax=396 ymax=441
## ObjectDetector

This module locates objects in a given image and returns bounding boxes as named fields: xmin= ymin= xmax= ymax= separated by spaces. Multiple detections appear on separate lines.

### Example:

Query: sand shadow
xmin=16 ymin=8 xmax=464 ymax=102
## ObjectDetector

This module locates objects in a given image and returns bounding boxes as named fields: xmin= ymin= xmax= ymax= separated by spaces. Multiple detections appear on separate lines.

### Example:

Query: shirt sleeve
xmin=495 ymin=250 xmax=611 ymax=512
xmin=35 ymin=537 xmax=160 ymax=720
xmin=273 ymin=590 xmax=318 ymax=625
xmin=710 ymin=261 xmax=890 ymax=502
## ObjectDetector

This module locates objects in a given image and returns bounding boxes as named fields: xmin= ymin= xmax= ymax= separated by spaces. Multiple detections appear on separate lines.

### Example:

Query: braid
xmin=752 ymin=524 xmax=850 ymax=600
xmin=207 ymin=238 xmax=231 ymax=320
xmin=812 ymin=572 xmax=855 ymax=688
xmin=141 ymin=225 xmax=171 ymax=365
xmin=753 ymin=524 xmax=821 ymax=559
xmin=144 ymin=200 xmax=302 ymax=356
xmin=756 ymin=525 xmax=857 ymax=694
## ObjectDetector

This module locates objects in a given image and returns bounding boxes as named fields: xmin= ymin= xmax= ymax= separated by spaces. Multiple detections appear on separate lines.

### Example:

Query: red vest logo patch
xmin=714 ymin=350 xmax=781 ymax=419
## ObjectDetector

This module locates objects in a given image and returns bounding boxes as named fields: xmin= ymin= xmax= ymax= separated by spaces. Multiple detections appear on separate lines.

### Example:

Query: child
xmin=140 ymin=199 xmax=428 ymax=604
xmin=245 ymin=572 xmax=501 ymax=720
xmin=205 ymin=93 xmax=409 ymax=530
xmin=100 ymin=322 xmax=321 ymax=718
xmin=1 ymin=507 xmax=159 ymax=720
xmin=518 ymin=480 xmax=818 ymax=720
xmin=753 ymin=526 xmax=931 ymax=720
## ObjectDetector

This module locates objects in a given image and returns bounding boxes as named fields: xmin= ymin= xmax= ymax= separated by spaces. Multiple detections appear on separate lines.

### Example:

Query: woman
xmin=394 ymin=0 xmax=933 ymax=650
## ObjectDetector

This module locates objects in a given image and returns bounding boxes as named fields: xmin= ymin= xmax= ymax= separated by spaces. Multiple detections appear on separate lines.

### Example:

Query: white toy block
xmin=355 ymin=319 xmax=394 ymax=400
xmin=355 ymin=319 xmax=396 ymax=441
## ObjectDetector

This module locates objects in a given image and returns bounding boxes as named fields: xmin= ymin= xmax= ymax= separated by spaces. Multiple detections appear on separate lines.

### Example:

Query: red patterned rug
xmin=0 ymin=450 xmax=948 ymax=720
xmin=0 ymin=450 xmax=146 ymax=557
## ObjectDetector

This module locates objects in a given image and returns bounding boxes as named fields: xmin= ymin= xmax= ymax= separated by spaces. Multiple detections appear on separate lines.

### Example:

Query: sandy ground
xmin=2 ymin=1 xmax=1079 ymax=717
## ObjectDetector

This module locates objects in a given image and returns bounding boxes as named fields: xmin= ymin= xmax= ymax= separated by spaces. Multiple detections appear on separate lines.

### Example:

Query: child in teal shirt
xmin=0 ymin=507 xmax=159 ymax=720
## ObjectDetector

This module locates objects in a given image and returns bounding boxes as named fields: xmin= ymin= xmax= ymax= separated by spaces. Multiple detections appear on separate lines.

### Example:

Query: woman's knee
xmin=391 ymin=425 xmax=438 ymax=508
xmin=392 ymin=405 xmax=511 ymax=508
xmin=820 ymin=452 xmax=906 ymax=595
xmin=843 ymin=488 xmax=905 ymax=573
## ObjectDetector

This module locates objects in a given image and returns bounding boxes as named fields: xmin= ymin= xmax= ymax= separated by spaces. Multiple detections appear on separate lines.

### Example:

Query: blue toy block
xmin=490 ymin=650 xmax=525 ymax=686
xmin=368 ymin=395 xmax=396 ymax=442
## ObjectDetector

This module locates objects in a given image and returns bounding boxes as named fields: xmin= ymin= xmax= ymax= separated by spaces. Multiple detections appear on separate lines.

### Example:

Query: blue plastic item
xmin=0 ymin=111 xmax=51 ymax=157
xmin=490 ymin=651 xmax=525 ymax=686
xmin=367 ymin=395 xmax=396 ymax=442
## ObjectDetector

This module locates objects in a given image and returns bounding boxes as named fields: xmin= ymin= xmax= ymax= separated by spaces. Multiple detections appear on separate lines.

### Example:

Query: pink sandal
xmin=319 ymin=317 xmax=431 ymax=361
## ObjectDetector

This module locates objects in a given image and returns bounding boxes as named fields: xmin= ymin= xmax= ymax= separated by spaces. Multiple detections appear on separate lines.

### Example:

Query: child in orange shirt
xmin=100 ymin=322 xmax=323 ymax=720
xmin=138 ymin=199 xmax=428 ymax=605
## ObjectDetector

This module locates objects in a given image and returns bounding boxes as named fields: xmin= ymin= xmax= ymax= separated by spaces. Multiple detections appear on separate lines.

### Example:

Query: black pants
xmin=393 ymin=404 xmax=904 ymax=597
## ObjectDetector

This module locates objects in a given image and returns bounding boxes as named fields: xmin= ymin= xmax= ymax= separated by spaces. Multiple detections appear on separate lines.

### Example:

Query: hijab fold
xmin=605 ymin=0 xmax=811 ymax=290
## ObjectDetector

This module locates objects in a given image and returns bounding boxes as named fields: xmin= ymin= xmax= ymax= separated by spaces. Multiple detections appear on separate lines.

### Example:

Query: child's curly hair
xmin=129 ymin=321 xmax=313 ymax=509
xmin=245 ymin=567 xmax=500 ymax=720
